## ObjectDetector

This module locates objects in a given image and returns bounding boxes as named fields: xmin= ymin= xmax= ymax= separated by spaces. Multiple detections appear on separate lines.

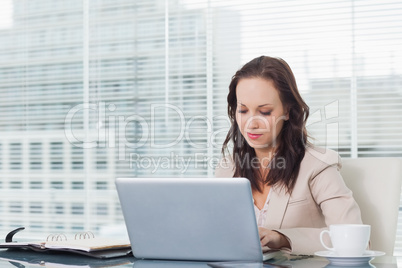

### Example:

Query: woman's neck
xmin=255 ymin=148 xmax=276 ymax=168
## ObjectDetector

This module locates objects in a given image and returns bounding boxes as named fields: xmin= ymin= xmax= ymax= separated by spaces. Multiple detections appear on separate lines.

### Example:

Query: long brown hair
xmin=222 ymin=56 xmax=310 ymax=193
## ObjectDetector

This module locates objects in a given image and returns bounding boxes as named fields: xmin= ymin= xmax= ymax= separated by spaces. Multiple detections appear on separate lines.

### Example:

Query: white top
xmin=253 ymin=189 xmax=272 ymax=227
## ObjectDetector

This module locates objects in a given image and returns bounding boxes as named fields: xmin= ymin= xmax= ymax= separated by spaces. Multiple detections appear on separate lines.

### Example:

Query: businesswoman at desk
xmin=215 ymin=56 xmax=362 ymax=255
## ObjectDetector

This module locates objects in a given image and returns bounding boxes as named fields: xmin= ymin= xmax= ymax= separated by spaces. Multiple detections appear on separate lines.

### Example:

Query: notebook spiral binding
xmin=46 ymin=234 xmax=67 ymax=241
xmin=45 ymin=231 xmax=95 ymax=241
xmin=75 ymin=231 xmax=95 ymax=240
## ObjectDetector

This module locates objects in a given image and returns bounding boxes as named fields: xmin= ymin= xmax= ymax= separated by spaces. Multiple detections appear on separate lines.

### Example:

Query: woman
xmin=215 ymin=56 xmax=362 ymax=255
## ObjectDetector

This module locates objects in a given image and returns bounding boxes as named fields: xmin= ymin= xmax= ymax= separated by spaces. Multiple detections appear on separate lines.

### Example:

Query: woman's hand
xmin=258 ymin=227 xmax=291 ymax=250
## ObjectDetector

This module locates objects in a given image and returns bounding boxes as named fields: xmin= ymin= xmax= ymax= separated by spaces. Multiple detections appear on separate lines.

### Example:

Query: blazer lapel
xmin=264 ymin=185 xmax=290 ymax=229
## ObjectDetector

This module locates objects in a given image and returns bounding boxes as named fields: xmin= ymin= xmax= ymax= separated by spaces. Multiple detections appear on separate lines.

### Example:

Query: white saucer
xmin=314 ymin=250 xmax=385 ymax=266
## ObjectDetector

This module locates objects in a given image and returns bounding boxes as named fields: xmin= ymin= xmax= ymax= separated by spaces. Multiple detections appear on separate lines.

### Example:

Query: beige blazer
xmin=215 ymin=146 xmax=363 ymax=255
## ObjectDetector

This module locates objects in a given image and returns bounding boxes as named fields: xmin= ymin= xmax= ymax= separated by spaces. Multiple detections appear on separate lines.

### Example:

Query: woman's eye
xmin=238 ymin=110 xmax=247 ymax=114
xmin=261 ymin=111 xmax=272 ymax=116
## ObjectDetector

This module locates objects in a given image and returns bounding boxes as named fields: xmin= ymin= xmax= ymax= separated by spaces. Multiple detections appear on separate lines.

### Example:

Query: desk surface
xmin=0 ymin=249 xmax=399 ymax=268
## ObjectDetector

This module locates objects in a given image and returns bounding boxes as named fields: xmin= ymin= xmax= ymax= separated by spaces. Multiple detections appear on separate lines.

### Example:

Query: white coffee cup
xmin=320 ymin=224 xmax=370 ymax=257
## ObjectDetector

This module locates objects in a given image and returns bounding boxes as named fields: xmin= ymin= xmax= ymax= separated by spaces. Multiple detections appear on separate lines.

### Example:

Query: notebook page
xmin=44 ymin=238 xmax=130 ymax=252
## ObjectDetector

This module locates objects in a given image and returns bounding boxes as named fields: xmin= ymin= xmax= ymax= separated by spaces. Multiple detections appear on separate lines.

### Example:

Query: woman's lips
xmin=247 ymin=132 xmax=263 ymax=140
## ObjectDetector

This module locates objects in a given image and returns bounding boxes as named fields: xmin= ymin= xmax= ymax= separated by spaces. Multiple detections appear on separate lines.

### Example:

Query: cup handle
xmin=320 ymin=230 xmax=334 ymax=251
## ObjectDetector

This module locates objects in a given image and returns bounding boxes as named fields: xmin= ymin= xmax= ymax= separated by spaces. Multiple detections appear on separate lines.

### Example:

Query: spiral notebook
xmin=0 ymin=249 xmax=134 ymax=268
xmin=0 ymin=227 xmax=132 ymax=259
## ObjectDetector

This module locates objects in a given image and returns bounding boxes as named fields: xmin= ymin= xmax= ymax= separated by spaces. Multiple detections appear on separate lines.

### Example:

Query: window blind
xmin=0 ymin=0 xmax=401 ymax=255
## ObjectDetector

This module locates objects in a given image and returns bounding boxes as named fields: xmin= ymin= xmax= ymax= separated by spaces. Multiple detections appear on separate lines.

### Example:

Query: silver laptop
xmin=115 ymin=177 xmax=280 ymax=262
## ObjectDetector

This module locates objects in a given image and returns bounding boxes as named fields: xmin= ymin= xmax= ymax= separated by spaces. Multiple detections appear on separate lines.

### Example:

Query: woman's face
xmin=235 ymin=77 xmax=288 ymax=153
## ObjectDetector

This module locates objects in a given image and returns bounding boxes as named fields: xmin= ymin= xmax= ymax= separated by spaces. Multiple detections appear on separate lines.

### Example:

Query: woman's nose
xmin=247 ymin=116 xmax=260 ymax=129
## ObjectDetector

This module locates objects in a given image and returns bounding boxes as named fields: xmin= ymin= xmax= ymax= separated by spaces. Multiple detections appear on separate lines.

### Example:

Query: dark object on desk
xmin=5 ymin=227 xmax=25 ymax=243
xmin=0 ymin=227 xmax=132 ymax=259
xmin=0 ymin=249 xmax=134 ymax=267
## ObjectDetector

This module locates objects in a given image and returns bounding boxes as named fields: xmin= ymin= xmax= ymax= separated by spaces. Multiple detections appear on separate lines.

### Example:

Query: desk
xmin=0 ymin=250 xmax=399 ymax=268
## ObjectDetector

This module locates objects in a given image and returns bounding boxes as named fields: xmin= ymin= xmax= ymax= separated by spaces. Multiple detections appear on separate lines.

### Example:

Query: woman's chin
xmin=246 ymin=140 xmax=279 ymax=151
xmin=246 ymin=140 xmax=269 ymax=149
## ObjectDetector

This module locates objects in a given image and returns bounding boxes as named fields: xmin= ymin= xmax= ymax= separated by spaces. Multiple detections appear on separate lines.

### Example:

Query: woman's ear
xmin=284 ymin=108 xmax=290 ymax=121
